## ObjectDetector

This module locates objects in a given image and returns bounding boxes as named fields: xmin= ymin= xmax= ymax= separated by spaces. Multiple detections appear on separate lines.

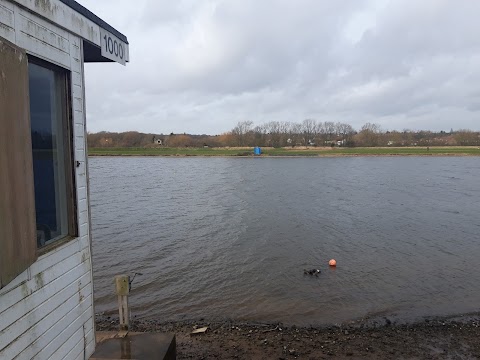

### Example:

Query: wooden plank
xmin=27 ymin=308 xmax=93 ymax=360
xmin=74 ymin=122 xmax=85 ymax=138
xmin=76 ymin=161 xmax=86 ymax=178
xmin=0 ymin=36 xmax=37 ymax=289
xmin=0 ymin=1 xmax=14 ymax=25
xmin=0 ymin=270 xmax=91 ymax=344
xmin=74 ymin=107 xmax=83 ymax=118
xmin=0 ymin=2 xmax=15 ymax=42
xmin=1 ymin=289 xmax=92 ymax=359
xmin=13 ymin=0 xmax=101 ymax=44
xmin=49 ymin=315 xmax=94 ymax=360
xmin=14 ymin=9 xmax=72 ymax=69
xmin=29 ymin=238 xmax=80 ymax=277
xmin=77 ymin=186 xmax=87 ymax=201
xmin=70 ymin=328 xmax=95 ymax=360
xmin=72 ymin=82 xmax=84 ymax=113
xmin=84 ymin=337 xmax=96 ymax=360
xmin=72 ymin=71 xmax=82 ymax=86
xmin=0 ymin=237 xmax=84 ymax=300
xmin=73 ymin=94 xmax=83 ymax=112
xmin=96 ymin=332 xmax=120 ymax=343
xmin=78 ymin=199 xmax=88 ymax=214
xmin=191 ymin=327 xmax=209 ymax=335
xmin=79 ymin=210 xmax=88 ymax=226
xmin=0 ymin=0 xmax=14 ymax=11
xmin=78 ymin=222 xmax=88 ymax=238
xmin=75 ymin=135 xmax=85 ymax=150
xmin=70 ymin=40 xmax=81 ymax=61
xmin=77 ymin=184 xmax=88 ymax=211
xmin=15 ymin=30 xmax=71 ymax=68
xmin=34 ymin=314 xmax=94 ymax=360
xmin=75 ymin=149 xmax=86 ymax=166
xmin=76 ymin=169 xmax=87 ymax=188
xmin=74 ymin=336 xmax=95 ymax=360
xmin=79 ymin=235 xmax=90 ymax=252
xmin=50 ymin=327 xmax=84 ymax=360
xmin=0 ymin=23 xmax=15 ymax=42
xmin=0 ymin=250 xmax=89 ymax=324
xmin=0 ymin=299 xmax=92 ymax=359
xmin=17 ymin=12 xmax=70 ymax=52
xmin=71 ymin=54 xmax=81 ymax=72
xmin=0 ymin=271 xmax=28 ymax=296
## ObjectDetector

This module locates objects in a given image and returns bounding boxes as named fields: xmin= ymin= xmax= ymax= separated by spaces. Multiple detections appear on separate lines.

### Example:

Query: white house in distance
xmin=0 ymin=0 xmax=128 ymax=359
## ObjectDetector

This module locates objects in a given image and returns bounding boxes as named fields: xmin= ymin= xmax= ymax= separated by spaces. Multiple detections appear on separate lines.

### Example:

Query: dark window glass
xmin=28 ymin=61 xmax=71 ymax=247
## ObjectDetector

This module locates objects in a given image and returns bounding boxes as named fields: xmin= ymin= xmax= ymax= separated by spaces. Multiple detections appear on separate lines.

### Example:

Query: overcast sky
xmin=79 ymin=0 xmax=480 ymax=134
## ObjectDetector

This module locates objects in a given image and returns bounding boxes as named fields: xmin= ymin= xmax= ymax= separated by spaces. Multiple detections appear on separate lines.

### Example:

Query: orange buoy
xmin=329 ymin=259 xmax=337 ymax=267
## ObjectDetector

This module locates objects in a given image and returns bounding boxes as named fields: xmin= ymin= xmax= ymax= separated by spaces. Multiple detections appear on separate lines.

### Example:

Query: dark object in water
xmin=303 ymin=269 xmax=321 ymax=276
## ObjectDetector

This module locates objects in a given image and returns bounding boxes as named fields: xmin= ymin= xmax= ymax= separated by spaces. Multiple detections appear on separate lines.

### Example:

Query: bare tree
xmin=302 ymin=119 xmax=317 ymax=146
xmin=336 ymin=122 xmax=355 ymax=146
xmin=231 ymin=120 xmax=254 ymax=146
xmin=455 ymin=129 xmax=480 ymax=146
xmin=253 ymin=125 xmax=267 ymax=146
xmin=357 ymin=123 xmax=382 ymax=147
xmin=288 ymin=122 xmax=303 ymax=147
xmin=265 ymin=121 xmax=282 ymax=147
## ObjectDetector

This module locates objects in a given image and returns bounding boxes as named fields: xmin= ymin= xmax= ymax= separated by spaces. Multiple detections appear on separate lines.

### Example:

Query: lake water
xmin=89 ymin=156 xmax=480 ymax=326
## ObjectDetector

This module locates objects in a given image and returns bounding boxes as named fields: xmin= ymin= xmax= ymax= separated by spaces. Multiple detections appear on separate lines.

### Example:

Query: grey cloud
xmin=79 ymin=0 xmax=480 ymax=134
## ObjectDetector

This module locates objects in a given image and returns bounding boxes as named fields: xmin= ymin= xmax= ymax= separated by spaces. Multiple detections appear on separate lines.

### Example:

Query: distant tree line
xmin=87 ymin=121 xmax=480 ymax=148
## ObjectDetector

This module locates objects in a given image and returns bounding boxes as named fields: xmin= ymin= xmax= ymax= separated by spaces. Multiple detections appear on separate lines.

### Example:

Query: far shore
xmin=88 ymin=146 xmax=480 ymax=157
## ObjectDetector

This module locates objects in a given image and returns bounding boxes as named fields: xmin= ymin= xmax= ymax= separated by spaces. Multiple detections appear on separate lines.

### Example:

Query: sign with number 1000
xmin=100 ymin=29 xmax=127 ymax=65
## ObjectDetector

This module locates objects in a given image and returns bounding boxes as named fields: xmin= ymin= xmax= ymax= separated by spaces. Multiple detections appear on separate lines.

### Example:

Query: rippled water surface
xmin=90 ymin=157 xmax=480 ymax=325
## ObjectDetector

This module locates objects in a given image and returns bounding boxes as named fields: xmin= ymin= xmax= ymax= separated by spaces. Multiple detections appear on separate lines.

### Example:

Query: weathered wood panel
xmin=79 ymin=335 xmax=96 ymax=360
xmin=75 ymin=134 xmax=85 ymax=150
xmin=0 ymin=271 xmax=28 ymax=295
xmin=51 ymin=327 xmax=84 ymax=360
xmin=13 ymin=290 xmax=93 ymax=359
xmin=79 ymin=210 xmax=88 ymax=227
xmin=0 ymin=1 xmax=15 ymax=42
xmin=77 ymin=186 xmax=87 ymax=201
xmin=72 ymin=80 xmax=84 ymax=116
xmin=79 ymin=235 xmax=90 ymax=252
xmin=0 ymin=252 xmax=91 ymax=334
xmin=78 ymin=199 xmax=88 ymax=214
xmin=79 ymin=222 xmax=89 ymax=238
xmin=72 ymin=70 xmax=82 ymax=87
xmin=47 ymin=315 xmax=94 ymax=360
xmin=14 ymin=0 xmax=101 ymax=44
xmin=1 ymin=281 xmax=92 ymax=358
xmin=68 ymin=327 xmax=95 ymax=360
xmin=75 ymin=122 xmax=85 ymax=138
xmin=0 ymin=239 xmax=82 ymax=312
xmin=0 ymin=36 xmax=38 ymax=289
xmin=15 ymin=8 xmax=71 ymax=69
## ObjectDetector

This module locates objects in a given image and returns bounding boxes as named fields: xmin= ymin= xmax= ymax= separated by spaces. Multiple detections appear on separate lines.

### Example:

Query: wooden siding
xmin=0 ymin=1 xmax=95 ymax=359
xmin=0 ymin=36 xmax=37 ymax=288
xmin=12 ymin=0 xmax=129 ymax=61
xmin=0 ymin=1 xmax=14 ymax=42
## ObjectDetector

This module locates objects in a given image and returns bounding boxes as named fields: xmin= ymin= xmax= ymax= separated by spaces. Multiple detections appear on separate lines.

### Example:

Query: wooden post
xmin=115 ymin=275 xmax=130 ymax=331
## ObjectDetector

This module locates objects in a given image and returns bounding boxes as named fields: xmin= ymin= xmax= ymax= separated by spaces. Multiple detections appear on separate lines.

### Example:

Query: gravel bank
xmin=96 ymin=313 xmax=480 ymax=359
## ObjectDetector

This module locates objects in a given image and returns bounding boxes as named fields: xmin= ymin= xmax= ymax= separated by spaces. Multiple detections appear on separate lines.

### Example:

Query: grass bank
xmin=89 ymin=146 xmax=480 ymax=157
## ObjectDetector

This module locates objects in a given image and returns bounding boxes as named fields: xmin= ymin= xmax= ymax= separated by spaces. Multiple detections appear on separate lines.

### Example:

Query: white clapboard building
xmin=0 ymin=1 xmax=128 ymax=359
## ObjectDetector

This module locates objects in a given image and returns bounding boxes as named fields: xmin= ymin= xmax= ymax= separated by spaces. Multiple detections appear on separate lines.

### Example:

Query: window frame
xmin=27 ymin=56 xmax=78 ymax=255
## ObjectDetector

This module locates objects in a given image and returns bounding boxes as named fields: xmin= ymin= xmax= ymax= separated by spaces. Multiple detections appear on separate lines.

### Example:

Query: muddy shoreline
xmin=96 ymin=312 xmax=480 ymax=359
